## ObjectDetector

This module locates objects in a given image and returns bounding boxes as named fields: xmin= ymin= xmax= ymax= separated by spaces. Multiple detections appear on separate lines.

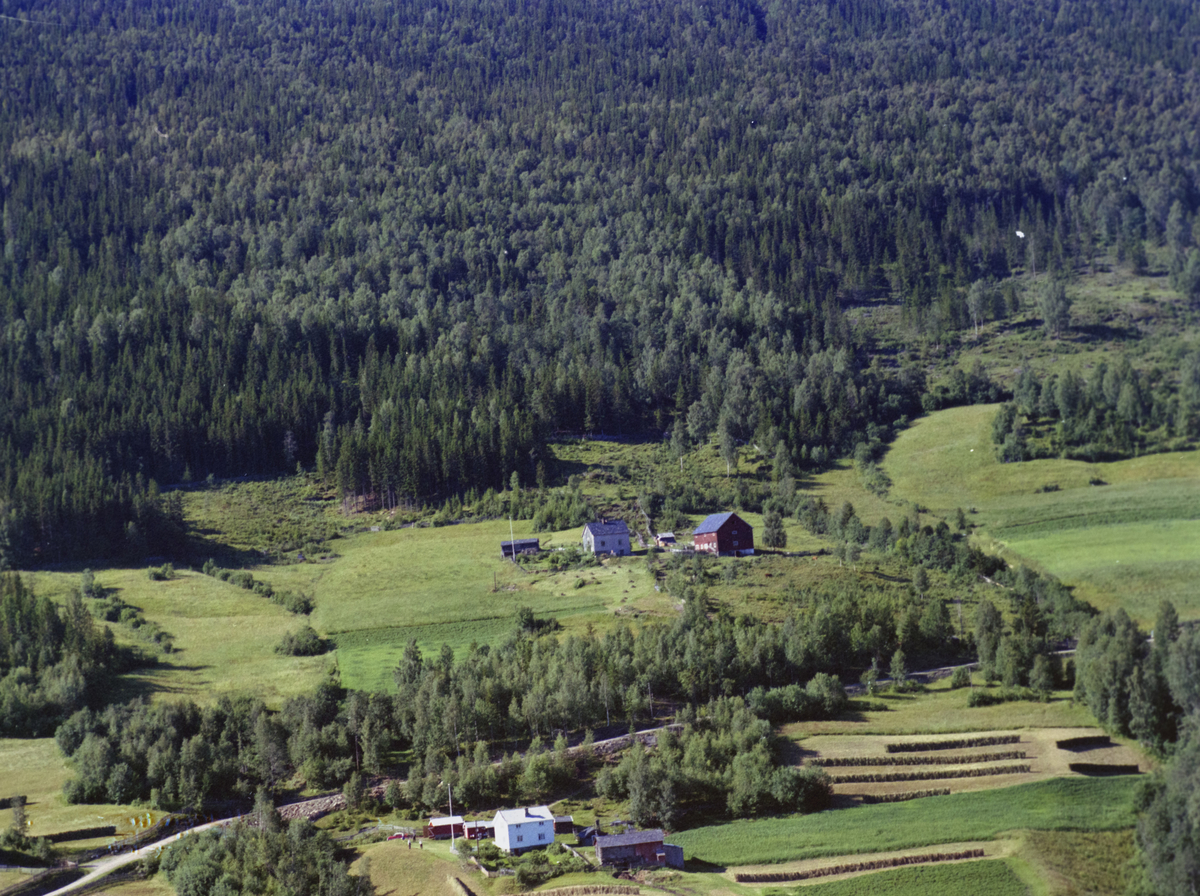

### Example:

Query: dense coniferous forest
xmin=4 ymin=0 xmax=1200 ymax=563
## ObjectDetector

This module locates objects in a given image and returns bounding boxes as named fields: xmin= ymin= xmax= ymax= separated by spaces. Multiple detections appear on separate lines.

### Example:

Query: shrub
xmin=950 ymin=666 xmax=972 ymax=689
xmin=276 ymin=626 xmax=328 ymax=656
xmin=147 ymin=563 xmax=174 ymax=581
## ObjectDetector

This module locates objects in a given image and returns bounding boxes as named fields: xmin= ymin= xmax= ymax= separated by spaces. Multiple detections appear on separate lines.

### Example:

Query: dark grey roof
xmin=595 ymin=829 xmax=664 ymax=848
xmin=583 ymin=520 xmax=629 ymax=537
xmin=694 ymin=511 xmax=743 ymax=535
xmin=501 ymin=539 xmax=540 ymax=548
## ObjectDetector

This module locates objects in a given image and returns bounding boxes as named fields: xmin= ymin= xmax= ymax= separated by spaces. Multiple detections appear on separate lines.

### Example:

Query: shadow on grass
xmin=684 ymin=858 xmax=728 ymax=874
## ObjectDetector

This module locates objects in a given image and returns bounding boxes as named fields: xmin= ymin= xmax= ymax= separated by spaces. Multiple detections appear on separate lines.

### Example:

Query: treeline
xmin=1101 ymin=605 xmax=1200 ymax=896
xmin=391 ymin=584 xmax=969 ymax=767
xmin=5 ymin=0 xmax=1200 ymax=563
xmin=0 ymin=573 xmax=139 ymax=737
xmin=55 ymin=683 xmax=396 ymax=807
xmin=158 ymin=808 xmax=370 ymax=896
xmin=992 ymin=353 xmax=1200 ymax=463
xmin=963 ymin=563 xmax=1098 ymax=699
xmin=1073 ymin=601 xmax=1191 ymax=753
xmin=596 ymin=695 xmax=836 ymax=826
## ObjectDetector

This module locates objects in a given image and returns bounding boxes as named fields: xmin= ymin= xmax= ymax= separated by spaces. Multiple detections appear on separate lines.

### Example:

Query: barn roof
xmin=693 ymin=512 xmax=746 ymax=535
xmin=583 ymin=520 xmax=629 ymax=537
xmin=595 ymin=829 xmax=665 ymax=848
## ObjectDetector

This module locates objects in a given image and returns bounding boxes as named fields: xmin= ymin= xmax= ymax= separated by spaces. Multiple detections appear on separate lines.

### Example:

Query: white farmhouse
xmin=582 ymin=520 xmax=631 ymax=556
xmin=493 ymin=805 xmax=555 ymax=854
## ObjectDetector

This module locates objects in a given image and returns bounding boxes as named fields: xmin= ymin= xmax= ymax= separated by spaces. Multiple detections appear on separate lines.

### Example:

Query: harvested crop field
xmin=797 ymin=728 xmax=1146 ymax=800
xmin=730 ymin=839 xmax=1017 ymax=888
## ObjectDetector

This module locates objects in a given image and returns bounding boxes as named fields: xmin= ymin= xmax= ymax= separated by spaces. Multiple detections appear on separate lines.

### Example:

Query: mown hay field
xmin=670 ymin=776 xmax=1140 ymax=867
xmin=882 ymin=404 xmax=1200 ymax=623
xmin=797 ymin=727 xmax=1146 ymax=800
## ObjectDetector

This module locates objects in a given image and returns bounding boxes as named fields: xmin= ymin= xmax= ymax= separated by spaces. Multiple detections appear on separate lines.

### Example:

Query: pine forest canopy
xmin=3 ymin=0 xmax=1200 ymax=563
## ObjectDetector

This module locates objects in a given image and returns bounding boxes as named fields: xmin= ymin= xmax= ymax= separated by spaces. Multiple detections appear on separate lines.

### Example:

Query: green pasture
xmin=1005 ymin=519 xmax=1200 ymax=623
xmin=261 ymin=522 xmax=670 ymax=691
xmin=670 ymin=775 xmax=1140 ymax=867
xmin=762 ymin=859 xmax=1027 ymax=896
xmin=0 ymin=738 xmax=149 ymax=845
xmin=25 ymin=567 xmax=329 ymax=708
xmin=883 ymin=404 xmax=1200 ymax=623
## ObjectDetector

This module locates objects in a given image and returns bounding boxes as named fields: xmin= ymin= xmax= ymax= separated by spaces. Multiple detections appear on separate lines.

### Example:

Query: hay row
xmin=831 ymin=764 xmax=1031 ymax=784
xmin=535 ymin=887 xmax=641 ymax=896
xmin=734 ymin=848 xmax=987 ymax=882
xmin=47 ymin=825 xmax=117 ymax=843
xmin=886 ymin=735 xmax=1020 ymax=753
xmin=860 ymin=788 xmax=952 ymax=803
xmin=1057 ymin=736 xmax=1111 ymax=750
xmin=812 ymin=751 xmax=1026 ymax=767
xmin=1068 ymin=763 xmax=1139 ymax=776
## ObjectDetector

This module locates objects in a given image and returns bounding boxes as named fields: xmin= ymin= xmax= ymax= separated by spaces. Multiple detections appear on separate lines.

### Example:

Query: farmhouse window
xmin=733 ymin=541 xmax=738 ymax=547
xmin=539 ymin=834 xmax=546 ymax=841
xmin=517 ymin=835 xmax=523 ymax=843
xmin=601 ymin=540 xmax=606 ymax=547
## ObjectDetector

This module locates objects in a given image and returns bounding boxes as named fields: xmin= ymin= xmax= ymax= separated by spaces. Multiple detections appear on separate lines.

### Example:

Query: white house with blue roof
xmin=582 ymin=519 xmax=631 ymax=556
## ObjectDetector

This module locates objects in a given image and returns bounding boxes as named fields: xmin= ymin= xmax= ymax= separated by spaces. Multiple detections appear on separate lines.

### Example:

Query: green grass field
xmin=0 ymin=738 xmax=150 ymax=844
xmin=883 ymin=404 xmax=1200 ymax=624
xmin=264 ymin=522 xmax=671 ymax=691
xmin=25 ymin=567 xmax=329 ymax=707
xmin=670 ymin=776 xmax=1140 ymax=867
xmin=761 ymin=859 xmax=1027 ymax=896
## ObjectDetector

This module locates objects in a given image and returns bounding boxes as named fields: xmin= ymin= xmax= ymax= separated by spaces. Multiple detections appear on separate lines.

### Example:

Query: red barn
xmin=692 ymin=512 xmax=754 ymax=556
xmin=425 ymin=816 xmax=464 ymax=839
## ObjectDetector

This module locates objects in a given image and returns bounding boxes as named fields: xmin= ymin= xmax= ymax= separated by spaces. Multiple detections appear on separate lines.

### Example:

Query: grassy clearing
xmin=0 ymin=738 xmax=150 ymax=845
xmin=671 ymin=775 xmax=1140 ymax=867
xmin=761 ymin=858 xmax=1028 ymax=896
xmin=883 ymin=404 xmax=1200 ymax=623
xmin=351 ymin=838 xmax=460 ymax=896
xmin=272 ymin=522 xmax=668 ymax=690
xmin=782 ymin=680 xmax=1094 ymax=739
xmin=25 ymin=567 xmax=329 ymax=708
